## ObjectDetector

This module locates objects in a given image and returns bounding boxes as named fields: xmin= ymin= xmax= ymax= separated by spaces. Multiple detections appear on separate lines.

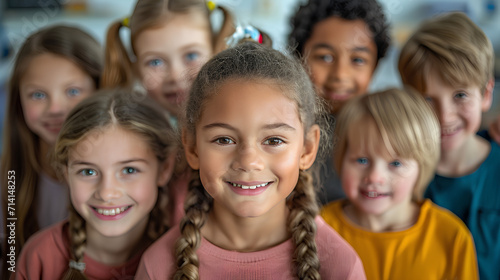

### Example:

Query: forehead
xmin=347 ymin=117 xmax=394 ymax=158
xmin=198 ymin=79 xmax=302 ymax=129
xmin=69 ymin=126 xmax=154 ymax=162
xmin=134 ymin=12 xmax=212 ymax=53
xmin=305 ymin=16 xmax=376 ymax=53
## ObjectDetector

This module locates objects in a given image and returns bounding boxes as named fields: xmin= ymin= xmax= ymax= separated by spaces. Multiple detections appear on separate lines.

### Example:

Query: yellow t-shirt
xmin=321 ymin=199 xmax=478 ymax=280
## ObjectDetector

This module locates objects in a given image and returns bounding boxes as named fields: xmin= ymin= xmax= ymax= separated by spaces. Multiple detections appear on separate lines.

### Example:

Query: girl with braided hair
xmin=136 ymin=42 xmax=366 ymax=279
xmin=13 ymin=88 xmax=177 ymax=279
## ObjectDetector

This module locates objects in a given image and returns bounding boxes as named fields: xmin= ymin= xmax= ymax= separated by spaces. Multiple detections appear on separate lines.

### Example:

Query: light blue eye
xmin=122 ymin=167 xmax=137 ymax=174
xmin=67 ymin=88 xmax=81 ymax=97
xmin=353 ymin=57 xmax=365 ymax=64
xmin=319 ymin=54 xmax=333 ymax=63
xmin=455 ymin=92 xmax=467 ymax=99
xmin=185 ymin=52 xmax=200 ymax=62
xmin=148 ymin=59 xmax=163 ymax=67
xmin=31 ymin=91 xmax=46 ymax=100
xmin=356 ymin=158 xmax=368 ymax=164
xmin=390 ymin=161 xmax=402 ymax=167
xmin=80 ymin=169 xmax=96 ymax=176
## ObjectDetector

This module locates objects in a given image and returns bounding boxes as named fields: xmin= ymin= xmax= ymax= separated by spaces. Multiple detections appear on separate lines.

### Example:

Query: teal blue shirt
xmin=425 ymin=141 xmax=500 ymax=280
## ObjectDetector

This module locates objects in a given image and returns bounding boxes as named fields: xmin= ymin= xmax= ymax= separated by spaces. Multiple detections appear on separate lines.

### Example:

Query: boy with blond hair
xmin=398 ymin=12 xmax=499 ymax=280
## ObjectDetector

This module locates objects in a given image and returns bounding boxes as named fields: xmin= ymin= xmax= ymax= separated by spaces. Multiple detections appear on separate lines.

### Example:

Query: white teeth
xmin=94 ymin=206 xmax=129 ymax=216
xmin=230 ymin=182 xmax=269 ymax=189
xmin=368 ymin=191 xmax=377 ymax=198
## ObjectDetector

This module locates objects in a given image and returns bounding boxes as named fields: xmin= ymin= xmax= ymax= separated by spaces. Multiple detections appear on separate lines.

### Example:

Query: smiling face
xmin=303 ymin=17 xmax=377 ymax=114
xmin=183 ymin=79 xmax=319 ymax=219
xmin=66 ymin=126 xmax=171 ymax=238
xmin=134 ymin=12 xmax=212 ymax=116
xmin=341 ymin=118 xmax=419 ymax=217
xmin=423 ymin=71 xmax=492 ymax=153
xmin=19 ymin=53 xmax=95 ymax=145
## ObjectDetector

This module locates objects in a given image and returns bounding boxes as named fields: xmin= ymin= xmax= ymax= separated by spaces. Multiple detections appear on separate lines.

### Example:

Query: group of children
xmin=1 ymin=0 xmax=499 ymax=279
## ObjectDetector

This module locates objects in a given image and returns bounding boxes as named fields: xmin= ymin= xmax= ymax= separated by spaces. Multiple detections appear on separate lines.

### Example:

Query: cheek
xmin=308 ymin=63 xmax=327 ymax=88
xmin=21 ymin=101 xmax=44 ymax=125
xmin=355 ymin=71 xmax=373 ymax=94
xmin=133 ymin=184 xmax=158 ymax=211
xmin=140 ymin=70 xmax=163 ymax=92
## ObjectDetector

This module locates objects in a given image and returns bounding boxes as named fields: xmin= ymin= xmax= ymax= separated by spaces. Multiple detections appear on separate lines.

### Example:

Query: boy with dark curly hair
xmin=289 ymin=0 xmax=391 ymax=203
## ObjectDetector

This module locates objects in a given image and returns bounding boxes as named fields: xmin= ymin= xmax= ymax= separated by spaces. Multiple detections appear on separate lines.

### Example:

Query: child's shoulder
xmin=21 ymin=220 xmax=69 ymax=255
xmin=421 ymin=200 xmax=471 ymax=234
xmin=14 ymin=220 xmax=69 ymax=279
xmin=137 ymin=224 xmax=180 ymax=277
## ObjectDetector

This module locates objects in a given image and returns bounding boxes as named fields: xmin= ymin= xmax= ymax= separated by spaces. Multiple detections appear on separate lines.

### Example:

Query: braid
xmin=288 ymin=170 xmax=321 ymax=280
xmin=147 ymin=186 xmax=170 ymax=241
xmin=174 ymin=169 xmax=213 ymax=280
xmin=62 ymin=205 xmax=88 ymax=280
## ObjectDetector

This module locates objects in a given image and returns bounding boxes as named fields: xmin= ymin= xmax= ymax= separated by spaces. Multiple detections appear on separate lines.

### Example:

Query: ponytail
xmin=288 ymin=170 xmax=321 ymax=279
xmin=101 ymin=19 xmax=134 ymax=88
xmin=212 ymin=5 xmax=235 ymax=53
xmin=174 ymin=169 xmax=212 ymax=280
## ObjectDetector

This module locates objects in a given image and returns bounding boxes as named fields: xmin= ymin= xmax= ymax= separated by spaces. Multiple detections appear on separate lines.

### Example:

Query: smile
xmin=362 ymin=190 xmax=390 ymax=198
xmin=91 ymin=206 xmax=132 ymax=216
xmin=228 ymin=182 xmax=271 ymax=189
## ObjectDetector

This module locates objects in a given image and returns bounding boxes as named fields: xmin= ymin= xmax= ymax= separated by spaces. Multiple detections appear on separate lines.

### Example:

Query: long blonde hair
xmin=1 ymin=25 xmax=102 ymax=277
xmin=175 ymin=42 xmax=330 ymax=280
xmin=101 ymin=0 xmax=235 ymax=88
xmin=334 ymin=88 xmax=441 ymax=201
xmin=53 ymin=88 xmax=177 ymax=279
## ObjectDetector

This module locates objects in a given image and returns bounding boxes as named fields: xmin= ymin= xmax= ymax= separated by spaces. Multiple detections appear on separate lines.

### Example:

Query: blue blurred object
xmin=423 ymin=2 xmax=471 ymax=19
xmin=0 ymin=23 xmax=10 ymax=59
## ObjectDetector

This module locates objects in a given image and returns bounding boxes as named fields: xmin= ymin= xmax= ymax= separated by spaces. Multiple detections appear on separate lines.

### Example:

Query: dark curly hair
xmin=289 ymin=0 xmax=391 ymax=63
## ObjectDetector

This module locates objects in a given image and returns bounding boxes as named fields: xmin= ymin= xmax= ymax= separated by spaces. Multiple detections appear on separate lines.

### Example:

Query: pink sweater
xmin=136 ymin=216 xmax=366 ymax=279
xmin=12 ymin=221 xmax=142 ymax=280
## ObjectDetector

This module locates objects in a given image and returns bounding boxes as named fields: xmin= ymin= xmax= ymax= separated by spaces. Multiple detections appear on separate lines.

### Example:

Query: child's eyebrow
xmin=203 ymin=123 xmax=296 ymax=131
xmin=311 ymin=43 xmax=334 ymax=51
xmin=68 ymin=159 xmax=149 ymax=167
xmin=351 ymin=46 xmax=373 ymax=54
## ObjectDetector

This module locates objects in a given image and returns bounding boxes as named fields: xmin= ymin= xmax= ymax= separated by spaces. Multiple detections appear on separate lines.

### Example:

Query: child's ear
xmin=157 ymin=154 xmax=176 ymax=186
xmin=481 ymin=78 xmax=495 ymax=112
xmin=182 ymin=128 xmax=200 ymax=170
xmin=300 ymin=124 xmax=320 ymax=170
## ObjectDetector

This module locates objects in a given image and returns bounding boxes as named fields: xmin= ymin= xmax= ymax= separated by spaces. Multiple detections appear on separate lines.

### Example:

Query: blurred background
xmin=1 ymin=0 xmax=500 ymax=149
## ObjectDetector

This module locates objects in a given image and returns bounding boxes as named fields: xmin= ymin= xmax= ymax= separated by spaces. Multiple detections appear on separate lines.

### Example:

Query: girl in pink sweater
xmin=136 ymin=42 xmax=366 ymax=279
xmin=13 ymin=88 xmax=177 ymax=279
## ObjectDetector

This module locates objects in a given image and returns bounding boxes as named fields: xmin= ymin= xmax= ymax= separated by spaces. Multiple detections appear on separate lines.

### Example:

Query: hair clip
xmin=69 ymin=260 xmax=86 ymax=272
xmin=207 ymin=1 xmax=216 ymax=11
xmin=122 ymin=17 xmax=130 ymax=28
xmin=226 ymin=25 xmax=263 ymax=48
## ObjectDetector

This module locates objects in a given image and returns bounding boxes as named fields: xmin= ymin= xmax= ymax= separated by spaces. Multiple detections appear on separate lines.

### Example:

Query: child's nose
xmin=231 ymin=144 xmax=264 ymax=172
xmin=365 ymin=164 xmax=386 ymax=185
xmin=435 ymin=101 xmax=456 ymax=124
xmin=47 ymin=94 xmax=66 ymax=115
xmin=329 ymin=57 xmax=350 ymax=81
xmin=95 ymin=175 xmax=122 ymax=202
xmin=166 ymin=61 xmax=185 ymax=84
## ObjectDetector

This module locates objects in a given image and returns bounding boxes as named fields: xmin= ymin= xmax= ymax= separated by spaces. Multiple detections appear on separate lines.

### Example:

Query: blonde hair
xmin=101 ymin=0 xmax=235 ymax=88
xmin=175 ymin=42 xmax=330 ymax=279
xmin=53 ymin=88 xmax=177 ymax=279
xmin=1 ymin=25 xmax=102 ymax=277
xmin=398 ymin=12 xmax=494 ymax=93
xmin=334 ymin=88 xmax=440 ymax=201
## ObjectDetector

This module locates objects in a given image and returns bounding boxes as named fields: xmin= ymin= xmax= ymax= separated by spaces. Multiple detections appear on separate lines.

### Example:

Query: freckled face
xmin=303 ymin=17 xmax=377 ymax=114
